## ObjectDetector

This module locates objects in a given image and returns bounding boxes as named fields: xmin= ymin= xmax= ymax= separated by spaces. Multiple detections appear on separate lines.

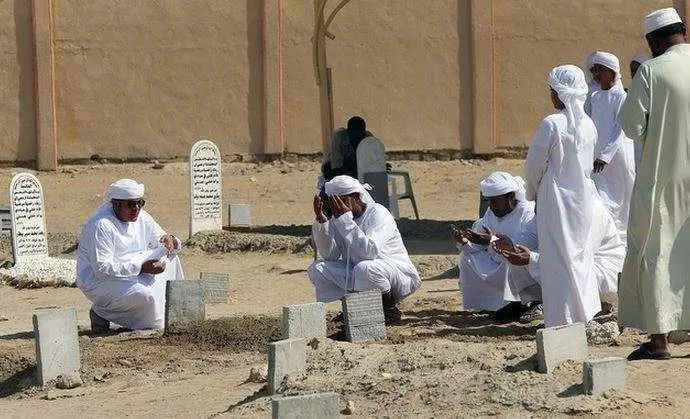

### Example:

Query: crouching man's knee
xmin=353 ymin=260 xmax=392 ymax=293
xmin=307 ymin=260 xmax=326 ymax=285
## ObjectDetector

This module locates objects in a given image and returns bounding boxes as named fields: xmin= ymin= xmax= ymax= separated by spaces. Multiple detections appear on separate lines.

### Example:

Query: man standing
xmin=308 ymin=175 xmax=420 ymax=324
xmin=77 ymin=179 xmax=184 ymax=332
xmin=618 ymin=7 xmax=690 ymax=360
xmin=454 ymin=172 xmax=541 ymax=322
xmin=524 ymin=65 xmax=602 ymax=327
xmin=588 ymin=51 xmax=636 ymax=243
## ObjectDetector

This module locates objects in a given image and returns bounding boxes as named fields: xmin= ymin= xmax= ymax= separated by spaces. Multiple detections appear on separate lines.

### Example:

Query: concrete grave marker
xmin=165 ymin=280 xmax=205 ymax=332
xmin=9 ymin=173 xmax=48 ymax=262
xmin=272 ymin=392 xmax=341 ymax=419
xmin=583 ymin=357 xmax=628 ymax=395
xmin=229 ymin=203 xmax=252 ymax=228
xmin=268 ymin=338 xmax=307 ymax=394
xmin=536 ymin=322 xmax=588 ymax=373
xmin=199 ymin=272 xmax=230 ymax=303
xmin=281 ymin=302 xmax=326 ymax=339
xmin=342 ymin=290 xmax=387 ymax=342
xmin=189 ymin=139 xmax=222 ymax=238
xmin=356 ymin=137 xmax=387 ymax=183
xmin=32 ymin=308 xmax=80 ymax=385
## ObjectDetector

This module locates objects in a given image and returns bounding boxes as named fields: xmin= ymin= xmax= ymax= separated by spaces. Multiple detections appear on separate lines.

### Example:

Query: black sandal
xmin=627 ymin=341 xmax=671 ymax=360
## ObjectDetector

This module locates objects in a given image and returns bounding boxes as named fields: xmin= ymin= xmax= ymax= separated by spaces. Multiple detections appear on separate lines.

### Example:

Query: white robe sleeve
xmin=517 ymin=217 xmax=538 ymax=251
xmin=312 ymin=220 xmax=341 ymax=261
xmin=91 ymin=222 xmax=144 ymax=279
xmin=619 ymin=66 xmax=650 ymax=143
xmin=597 ymin=92 xmax=627 ymax=163
xmin=329 ymin=210 xmax=391 ymax=262
xmin=524 ymin=118 xmax=556 ymax=201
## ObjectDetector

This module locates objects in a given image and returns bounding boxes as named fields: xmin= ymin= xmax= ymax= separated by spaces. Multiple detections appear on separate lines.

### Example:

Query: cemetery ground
xmin=1 ymin=159 xmax=690 ymax=417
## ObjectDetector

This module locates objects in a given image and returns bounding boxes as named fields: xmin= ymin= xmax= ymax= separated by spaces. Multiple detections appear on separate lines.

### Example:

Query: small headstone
xmin=32 ymin=308 xmax=80 ymax=385
xmin=583 ymin=357 xmax=628 ymax=395
xmin=281 ymin=302 xmax=326 ymax=339
xmin=189 ymin=139 xmax=223 ymax=238
xmin=356 ymin=137 xmax=387 ymax=183
xmin=341 ymin=290 xmax=386 ymax=342
xmin=229 ymin=203 xmax=252 ymax=228
xmin=536 ymin=322 xmax=588 ymax=373
xmin=9 ymin=173 xmax=49 ymax=262
xmin=268 ymin=338 xmax=307 ymax=394
xmin=271 ymin=392 xmax=341 ymax=419
xmin=0 ymin=205 xmax=11 ymax=236
xmin=165 ymin=280 xmax=205 ymax=332
xmin=199 ymin=272 xmax=230 ymax=304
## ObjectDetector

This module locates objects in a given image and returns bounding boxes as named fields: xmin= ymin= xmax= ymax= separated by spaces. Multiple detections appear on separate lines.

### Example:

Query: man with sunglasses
xmin=76 ymin=178 xmax=184 ymax=332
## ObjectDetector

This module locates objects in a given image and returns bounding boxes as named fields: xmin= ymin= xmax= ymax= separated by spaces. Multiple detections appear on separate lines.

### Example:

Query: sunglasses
xmin=115 ymin=199 xmax=146 ymax=210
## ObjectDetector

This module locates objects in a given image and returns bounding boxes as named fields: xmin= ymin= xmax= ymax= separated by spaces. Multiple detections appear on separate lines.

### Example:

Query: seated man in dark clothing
xmin=322 ymin=116 xmax=372 ymax=181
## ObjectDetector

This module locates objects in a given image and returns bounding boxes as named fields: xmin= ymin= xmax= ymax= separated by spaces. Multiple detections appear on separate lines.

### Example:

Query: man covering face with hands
xmin=308 ymin=175 xmax=420 ymax=324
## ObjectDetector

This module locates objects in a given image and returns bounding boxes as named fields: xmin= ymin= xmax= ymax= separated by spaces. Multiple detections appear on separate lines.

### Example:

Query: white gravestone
xmin=356 ymin=137 xmax=398 ymax=215
xmin=189 ymin=140 xmax=223 ymax=238
xmin=10 ymin=173 xmax=49 ymax=262
xmin=5 ymin=173 xmax=76 ymax=285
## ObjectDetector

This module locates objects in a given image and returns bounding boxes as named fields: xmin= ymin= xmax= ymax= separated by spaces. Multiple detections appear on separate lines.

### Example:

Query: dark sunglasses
xmin=115 ymin=199 xmax=146 ymax=210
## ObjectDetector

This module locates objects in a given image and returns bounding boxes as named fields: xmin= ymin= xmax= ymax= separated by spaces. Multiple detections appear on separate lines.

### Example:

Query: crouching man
xmin=76 ymin=179 xmax=184 ymax=332
xmin=308 ymin=175 xmax=421 ymax=324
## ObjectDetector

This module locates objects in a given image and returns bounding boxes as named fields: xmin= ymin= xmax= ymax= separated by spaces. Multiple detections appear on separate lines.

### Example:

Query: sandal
xmin=627 ymin=341 xmax=671 ymax=361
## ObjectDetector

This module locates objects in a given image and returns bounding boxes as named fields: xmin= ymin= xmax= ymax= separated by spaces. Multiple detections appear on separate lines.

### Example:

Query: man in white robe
xmin=524 ymin=65 xmax=605 ymax=327
xmin=629 ymin=54 xmax=651 ymax=167
xmin=454 ymin=172 xmax=541 ymax=321
xmin=308 ymin=175 xmax=420 ymax=323
xmin=77 ymin=179 xmax=184 ymax=332
xmin=588 ymin=51 xmax=636 ymax=243
xmin=618 ymin=8 xmax=690 ymax=360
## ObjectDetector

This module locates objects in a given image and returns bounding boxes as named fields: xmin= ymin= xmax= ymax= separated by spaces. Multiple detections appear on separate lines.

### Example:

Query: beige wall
xmin=0 ymin=0 xmax=35 ymax=162
xmin=0 ymin=0 xmax=681 ymax=163
xmin=493 ymin=0 xmax=672 ymax=148
xmin=53 ymin=0 xmax=261 ymax=160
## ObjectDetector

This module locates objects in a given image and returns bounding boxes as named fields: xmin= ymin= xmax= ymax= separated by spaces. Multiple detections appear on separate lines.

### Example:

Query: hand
xmin=141 ymin=259 xmax=165 ymax=275
xmin=329 ymin=195 xmax=351 ymax=218
xmin=313 ymin=195 xmax=327 ymax=223
xmin=463 ymin=226 xmax=492 ymax=246
xmin=159 ymin=235 xmax=177 ymax=252
xmin=497 ymin=244 xmax=532 ymax=266
xmin=451 ymin=225 xmax=468 ymax=246
xmin=593 ymin=159 xmax=607 ymax=173
xmin=492 ymin=234 xmax=516 ymax=253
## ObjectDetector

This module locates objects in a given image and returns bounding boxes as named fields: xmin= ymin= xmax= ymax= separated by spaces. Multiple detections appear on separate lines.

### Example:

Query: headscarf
xmin=590 ymin=51 xmax=623 ymax=88
xmin=480 ymin=172 xmax=527 ymax=202
xmin=584 ymin=52 xmax=600 ymax=94
xmin=645 ymin=7 xmax=682 ymax=35
xmin=324 ymin=175 xmax=375 ymax=204
xmin=548 ymin=65 xmax=589 ymax=150
xmin=88 ymin=179 xmax=145 ymax=220
xmin=631 ymin=54 xmax=651 ymax=65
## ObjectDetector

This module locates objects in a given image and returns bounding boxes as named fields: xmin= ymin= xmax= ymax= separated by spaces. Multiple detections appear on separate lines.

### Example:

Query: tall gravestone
xmin=356 ymin=137 xmax=392 ymax=211
xmin=189 ymin=140 xmax=222 ymax=238
xmin=9 ymin=173 xmax=49 ymax=263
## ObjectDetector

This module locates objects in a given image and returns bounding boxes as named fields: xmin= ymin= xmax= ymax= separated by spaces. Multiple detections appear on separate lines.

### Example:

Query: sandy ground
xmin=2 ymin=159 xmax=690 ymax=417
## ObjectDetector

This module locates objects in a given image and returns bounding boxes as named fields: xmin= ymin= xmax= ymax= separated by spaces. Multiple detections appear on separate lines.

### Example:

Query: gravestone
xmin=189 ymin=139 xmax=222 ymax=238
xmin=268 ymin=338 xmax=307 ymax=394
xmin=199 ymin=272 xmax=230 ymax=303
xmin=0 ymin=205 xmax=11 ymax=236
xmin=272 ymin=393 xmax=341 ymax=419
xmin=229 ymin=203 xmax=252 ymax=228
xmin=536 ymin=322 xmax=588 ymax=373
xmin=32 ymin=308 xmax=80 ymax=385
xmin=281 ymin=302 xmax=326 ymax=339
xmin=582 ymin=357 xmax=628 ymax=395
xmin=165 ymin=280 xmax=205 ymax=332
xmin=9 ymin=173 xmax=48 ymax=262
xmin=356 ymin=137 xmax=386 ymax=183
xmin=341 ymin=290 xmax=387 ymax=342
